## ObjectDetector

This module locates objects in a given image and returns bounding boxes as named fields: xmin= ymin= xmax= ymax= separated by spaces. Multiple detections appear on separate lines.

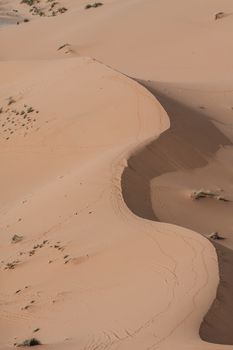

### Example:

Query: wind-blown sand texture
xmin=1 ymin=0 xmax=233 ymax=349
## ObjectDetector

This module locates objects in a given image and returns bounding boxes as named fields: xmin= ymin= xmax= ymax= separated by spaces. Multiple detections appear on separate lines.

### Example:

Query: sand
xmin=1 ymin=0 xmax=233 ymax=349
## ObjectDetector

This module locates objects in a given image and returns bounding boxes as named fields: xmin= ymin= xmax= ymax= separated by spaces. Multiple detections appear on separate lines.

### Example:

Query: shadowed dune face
xmin=121 ymin=81 xmax=232 ymax=220
xmin=121 ymin=81 xmax=233 ymax=345
xmin=200 ymin=242 xmax=233 ymax=344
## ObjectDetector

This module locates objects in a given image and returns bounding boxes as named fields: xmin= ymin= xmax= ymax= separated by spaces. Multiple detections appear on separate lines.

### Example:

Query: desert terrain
xmin=1 ymin=0 xmax=233 ymax=349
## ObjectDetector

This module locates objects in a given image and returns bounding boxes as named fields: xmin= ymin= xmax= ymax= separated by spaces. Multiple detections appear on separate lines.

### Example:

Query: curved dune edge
xmin=0 ymin=57 xmax=221 ymax=350
xmin=122 ymin=79 xmax=233 ymax=345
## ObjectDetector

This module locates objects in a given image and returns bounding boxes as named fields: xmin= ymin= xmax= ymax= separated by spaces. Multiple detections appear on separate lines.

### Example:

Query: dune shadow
xmin=121 ymin=80 xmax=231 ymax=219
xmin=200 ymin=242 xmax=233 ymax=344
xmin=121 ymin=79 xmax=233 ymax=345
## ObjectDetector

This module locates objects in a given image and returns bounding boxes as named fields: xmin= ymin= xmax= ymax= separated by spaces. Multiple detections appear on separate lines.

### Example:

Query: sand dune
xmin=0 ymin=57 xmax=218 ymax=350
xmin=1 ymin=0 xmax=233 ymax=349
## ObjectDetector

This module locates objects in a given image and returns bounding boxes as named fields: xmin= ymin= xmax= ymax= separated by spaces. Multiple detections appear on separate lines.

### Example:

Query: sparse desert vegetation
xmin=8 ymin=97 xmax=16 ymax=105
xmin=57 ymin=43 xmax=69 ymax=50
xmin=4 ymin=260 xmax=20 ymax=270
xmin=57 ymin=43 xmax=74 ymax=54
xmin=21 ymin=0 xmax=39 ymax=6
xmin=0 ymin=99 xmax=39 ymax=141
xmin=33 ymin=328 xmax=40 ymax=333
xmin=191 ymin=190 xmax=230 ymax=202
xmin=0 ymin=237 xmax=72 ymax=273
xmin=16 ymin=338 xmax=41 ymax=347
xmin=85 ymin=2 xmax=103 ymax=9
xmin=11 ymin=234 xmax=23 ymax=243
xmin=208 ymin=232 xmax=225 ymax=240
xmin=20 ymin=0 xmax=67 ymax=17
xmin=215 ymin=12 xmax=225 ymax=20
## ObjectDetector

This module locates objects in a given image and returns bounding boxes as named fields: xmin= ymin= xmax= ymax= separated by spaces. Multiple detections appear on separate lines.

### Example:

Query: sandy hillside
xmin=0 ymin=57 xmax=218 ymax=350
xmin=1 ymin=0 xmax=233 ymax=349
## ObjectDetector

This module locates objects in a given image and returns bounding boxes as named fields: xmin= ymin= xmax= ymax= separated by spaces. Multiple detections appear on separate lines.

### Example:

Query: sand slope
xmin=0 ymin=56 xmax=220 ymax=350
xmin=1 ymin=0 xmax=233 ymax=349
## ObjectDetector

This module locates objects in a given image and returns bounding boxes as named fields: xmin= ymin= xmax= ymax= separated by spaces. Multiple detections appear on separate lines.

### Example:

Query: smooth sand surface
xmin=1 ymin=0 xmax=233 ymax=349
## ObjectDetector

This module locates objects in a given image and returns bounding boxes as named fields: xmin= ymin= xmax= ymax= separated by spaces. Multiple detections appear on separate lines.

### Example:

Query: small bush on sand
xmin=85 ymin=2 xmax=103 ymax=9
xmin=17 ymin=338 xmax=41 ymax=347
xmin=58 ymin=7 xmax=67 ymax=13
xmin=93 ymin=2 xmax=103 ymax=7
xmin=190 ymin=190 xmax=230 ymax=202
xmin=215 ymin=12 xmax=225 ymax=20
xmin=27 ymin=107 xmax=34 ymax=113
xmin=11 ymin=234 xmax=23 ymax=243
xmin=57 ymin=43 xmax=69 ymax=50
xmin=8 ymin=97 xmax=16 ymax=105
xmin=21 ymin=0 xmax=37 ymax=6
xmin=191 ymin=190 xmax=215 ymax=200
xmin=208 ymin=232 xmax=225 ymax=240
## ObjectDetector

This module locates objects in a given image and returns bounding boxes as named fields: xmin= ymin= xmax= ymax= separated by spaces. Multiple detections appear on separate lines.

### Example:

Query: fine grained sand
xmin=122 ymin=81 xmax=233 ymax=345
xmin=1 ymin=0 xmax=233 ymax=349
